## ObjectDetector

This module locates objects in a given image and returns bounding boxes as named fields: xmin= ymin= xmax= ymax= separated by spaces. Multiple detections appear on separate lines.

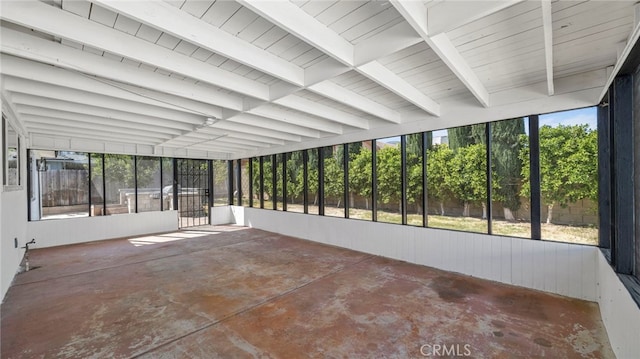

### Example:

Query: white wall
xmin=211 ymin=206 xmax=233 ymax=225
xmin=27 ymin=210 xmax=178 ymax=249
xmin=1 ymin=189 xmax=28 ymax=302
xmin=238 ymin=207 xmax=597 ymax=301
xmin=596 ymin=251 xmax=640 ymax=358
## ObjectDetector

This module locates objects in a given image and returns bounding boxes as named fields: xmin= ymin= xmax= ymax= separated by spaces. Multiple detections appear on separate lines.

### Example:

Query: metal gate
xmin=176 ymin=159 xmax=211 ymax=228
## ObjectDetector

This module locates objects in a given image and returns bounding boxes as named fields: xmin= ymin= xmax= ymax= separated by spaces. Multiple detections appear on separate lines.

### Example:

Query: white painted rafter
xmin=541 ymin=0 xmax=554 ymax=96
xmin=0 ymin=1 xmax=269 ymax=100
xmin=93 ymin=0 xmax=304 ymax=87
xmin=427 ymin=1 xmax=524 ymax=36
xmin=271 ymin=96 xmax=369 ymax=130
xmin=391 ymin=0 xmax=491 ymax=107
xmin=0 ymin=28 xmax=244 ymax=112
xmin=247 ymin=104 xmax=343 ymax=134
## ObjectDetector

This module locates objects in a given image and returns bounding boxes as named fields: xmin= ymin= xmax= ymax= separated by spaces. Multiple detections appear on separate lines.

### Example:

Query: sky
xmin=378 ymin=106 xmax=597 ymax=144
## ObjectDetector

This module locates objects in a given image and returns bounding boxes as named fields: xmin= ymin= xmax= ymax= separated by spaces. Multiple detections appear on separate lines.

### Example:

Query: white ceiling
xmin=1 ymin=0 xmax=638 ymax=159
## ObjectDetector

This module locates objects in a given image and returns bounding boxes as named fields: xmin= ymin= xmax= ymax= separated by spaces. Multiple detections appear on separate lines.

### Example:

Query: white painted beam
xmin=94 ymin=0 xmax=304 ymax=87
xmin=1 ymin=54 xmax=222 ymax=118
xmin=9 ymin=94 xmax=198 ymax=132
xmin=16 ymin=105 xmax=184 ymax=136
xmin=272 ymin=96 xmax=370 ymax=130
xmin=391 ymin=0 xmax=491 ymax=107
xmin=227 ymin=113 xmax=321 ymax=138
xmin=22 ymin=115 xmax=174 ymax=140
xmin=541 ymin=0 xmax=554 ymax=96
xmin=357 ymin=62 xmax=440 ymax=116
xmin=0 ymin=28 xmax=244 ymax=111
xmin=237 ymin=0 xmax=353 ymax=66
xmin=354 ymin=20 xmax=423 ymax=66
xmin=427 ymin=1 xmax=523 ymax=35
xmin=24 ymin=122 xmax=164 ymax=145
xmin=4 ymin=78 xmax=205 ymax=125
xmin=248 ymin=103 xmax=343 ymax=134
xmin=308 ymin=81 xmax=402 ymax=124
xmin=0 ymin=1 xmax=269 ymax=100
xmin=209 ymin=121 xmax=302 ymax=143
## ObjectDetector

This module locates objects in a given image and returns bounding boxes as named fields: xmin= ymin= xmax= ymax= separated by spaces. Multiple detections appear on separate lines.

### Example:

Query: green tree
xmin=520 ymin=124 xmax=598 ymax=223
xmin=492 ymin=118 xmax=525 ymax=220
xmin=349 ymin=148 xmax=372 ymax=209
xmin=445 ymin=144 xmax=490 ymax=217
xmin=426 ymin=144 xmax=454 ymax=215
xmin=323 ymin=155 xmax=344 ymax=207
xmin=376 ymin=146 xmax=402 ymax=211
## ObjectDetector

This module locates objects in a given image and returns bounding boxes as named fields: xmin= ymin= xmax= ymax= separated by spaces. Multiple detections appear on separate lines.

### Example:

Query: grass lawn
xmin=247 ymin=202 xmax=598 ymax=246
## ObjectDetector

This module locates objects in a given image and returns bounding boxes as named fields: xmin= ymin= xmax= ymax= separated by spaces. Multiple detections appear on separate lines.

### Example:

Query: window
xmin=240 ymin=159 xmax=250 ymax=207
xmin=212 ymin=160 xmax=228 ymax=206
xmin=307 ymin=149 xmax=319 ymax=215
xmin=491 ymin=118 xmax=531 ymax=238
xmin=262 ymin=156 xmax=273 ymax=209
xmin=428 ymin=124 xmax=488 ymax=234
xmin=537 ymin=108 xmax=598 ymax=245
xmin=136 ymin=157 xmax=161 ymax=213
xmin=376 ymin=137 xmax=402 ymax=224
xmin=3 ymin=116 xmax=20 ymax=187
xmin=162 ymin=158 xmax=174 ymax=211
xmin=29 ymin=150 xmax=89 ymax=220
xmin=406 ymin=133 xmax=424 ymax=227
xmin=89 ymin=153 xmax=105 ymax=216
xmin=286 ymin=151 xmax=304 ymax=213
xmin=251 ymin=157 xmax=260 ymax=208
xmin=104 ymin=154 xmax=135 ymax=215
xmin=323 ymin=146 xmax=344 ymax=218
xmin=275 ymin=154 xmax=284 ymax=210
xmin=348 ymin=141 xmax=372 ymax=221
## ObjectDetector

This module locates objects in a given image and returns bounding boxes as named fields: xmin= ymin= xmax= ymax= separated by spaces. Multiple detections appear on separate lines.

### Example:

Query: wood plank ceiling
xmin=1 ymin=0 xmax=638 ymax=159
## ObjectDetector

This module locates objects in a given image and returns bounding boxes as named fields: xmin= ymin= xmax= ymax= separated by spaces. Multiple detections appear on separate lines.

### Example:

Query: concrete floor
xmin=2 ymin=226 xmax=613 ymax=358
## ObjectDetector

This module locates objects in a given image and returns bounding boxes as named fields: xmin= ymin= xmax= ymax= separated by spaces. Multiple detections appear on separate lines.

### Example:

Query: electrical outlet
xmin=14 ymin=238 xmax=18 ymax=248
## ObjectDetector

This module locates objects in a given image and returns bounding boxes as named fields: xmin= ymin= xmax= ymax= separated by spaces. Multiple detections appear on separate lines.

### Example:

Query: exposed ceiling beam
xmin=354 ymin=21 xmax=423 ymax=66
xmin=237 ymin=0 xmax=353 ymax=66
xmin=9 ymin=94 xmax=198 ymax=132
xmin=30 ymin=130 xmax=161 ymax=147
xmin=427 ymin=1 xmax=524 ymax=36
xmin=24 ymin=121 xmax=164 ymax=145
xmin=239 ymin=0 xmax=439 ymax=119
xmin=16 ymin=105 xmax=184 ymax=136
xmin=1 ymin=54 xmax=222 ymax=118
xmin=357 ymin=62 xmax=440 ymax=116
xmin=307 ymin=81 xmax=402 ymax=124
xmin=209 ymin=121 xmax=302 ymax=143
xmin=541 ymin=0 xmax=554 ymax=96
xmin=0 ymin=27 xmax=243 ymax=112
xmin=22 ymin=115 xmax=174 ymax=140
xmin=271 ymin=96 xmax=370 ymax=130
xmin=4 ymin=78 xmax=206 ymax=125
xmin=0 ymin=1 xmax=269 ymax=100
xmin=227 ymin=113 xmax=321 ymax=139
xmin=391 ymin=0 xmax=490 ymax=107
xmin=93 ymin=0 xmax=304 ymax=87
xmin=247 ymin=104 xmax=343 ymax=134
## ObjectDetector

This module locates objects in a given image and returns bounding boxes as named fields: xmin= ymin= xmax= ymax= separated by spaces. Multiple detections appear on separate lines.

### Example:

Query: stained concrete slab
xmin=1 ymin=226 xmax=613 ymax=358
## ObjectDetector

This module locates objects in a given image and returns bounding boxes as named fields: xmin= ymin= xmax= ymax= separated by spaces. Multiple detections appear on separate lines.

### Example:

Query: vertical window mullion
xmin=486 ymin=123 xmax=492 ymax=235
xmin=248 ymin=158 xmax=254 ymax=208
xmin=422 ymin=132 xmax=428 ymax=227
xmin=303 ymin=150 xmax=309 ymax=214
xmin=259 ymin=156 xmax=264 ymax=209
xmin=529 ymin=115 xmax=542 ymax=240
xmin=134 ymin=156 xmax=138 ymax=214
xmin=401 ymin=136 xmax=408 ymax=225
xmin=283 ymin=153 xmax=288 ymax=212
xmin=272 ymin=154 xmax=277 ymax=210
xmin=344 ymin=144 xmax=349 ymax=219
xmin=372 ymin=140 xmax=378 ymax=222
xmin=318 ymin=148 xmax=325 ymax=216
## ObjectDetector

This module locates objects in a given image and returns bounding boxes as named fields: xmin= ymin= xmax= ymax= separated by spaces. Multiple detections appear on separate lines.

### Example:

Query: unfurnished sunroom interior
xmin=1 ymin=0 xmax=640 ymax=358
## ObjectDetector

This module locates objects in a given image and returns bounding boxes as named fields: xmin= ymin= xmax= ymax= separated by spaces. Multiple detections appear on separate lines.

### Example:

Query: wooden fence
xmin=40 ymin=170 xmax=89 ymax=207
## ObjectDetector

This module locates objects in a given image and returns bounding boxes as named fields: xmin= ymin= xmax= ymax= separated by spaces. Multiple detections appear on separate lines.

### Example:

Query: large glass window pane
xmin=376 ymin=137 xmax=402 ymax=224
xmin=276 ymin=154 xmax=284 ymax=210
xmin=286 ymin=151 xmax=304 ymax=213
xmin=323 ymin=146 xmax=344 ymax=217
xmin=536 ymin=108 xmax=598 ymax=245
xmin=90 ymin=153 xmax=104 ymax=216
xmin=406 ymin=134 xmax=424 ymax=226
xmin=262 ymin=156 xmax=273 ymax=209
xmin=348 ymin=141 xmax=372 ymax=221
xmin=307 ymin=149 xmax=319 ymax=215
xmin=30 ymin=150 xmax=89 ymax=220
xmin=104 ymin=154 xmax=135 ymax=215
xmin=491 ymin=118 xmax=530 ymax=238
xmin=251 ymin=157 xmax=260 ymax=208
xmin=162 ymin=158 xmax=174 ymax=211
xmin=241 ymin=159 xmax=250 ymax=207
xmin=212 ymin=160 xmax=228 ymax=206
xmin=136 ymin=156 xmax=161 ymax=213
xmin=428 ymin=124 xmax=488 ymax=233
